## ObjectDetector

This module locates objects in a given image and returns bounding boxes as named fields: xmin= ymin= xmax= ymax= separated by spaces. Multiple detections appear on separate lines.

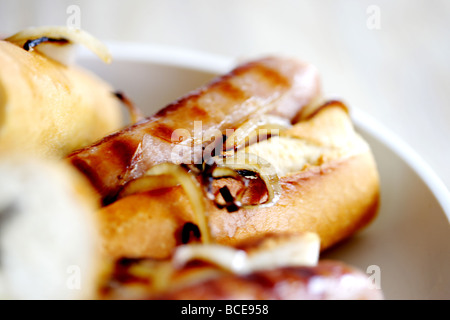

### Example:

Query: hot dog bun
xmin=0 ymin=36 xmax=122 ymax=159
xmin=98 ymin=101 xmax=379 ymax=259
xmin=0 ymin=26 xmax=382 ymax=300
xmin=67 ymin=56 xmax=321 ymax=204
xmin=210 ymin=102 xmax=379 ymax=250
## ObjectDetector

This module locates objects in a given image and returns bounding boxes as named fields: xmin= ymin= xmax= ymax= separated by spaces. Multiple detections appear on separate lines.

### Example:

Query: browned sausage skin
xmin=154 ymin=261 xmax=383 ymax=300
xmin=67 ymin=57 xmax=321 ymax=204
xmin=99 ymin=259 xmax=383 ymax=300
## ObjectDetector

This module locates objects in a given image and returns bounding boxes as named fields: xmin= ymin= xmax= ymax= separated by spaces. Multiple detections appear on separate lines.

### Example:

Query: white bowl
xmin=79 ymin=42 xmax=450 ymax=300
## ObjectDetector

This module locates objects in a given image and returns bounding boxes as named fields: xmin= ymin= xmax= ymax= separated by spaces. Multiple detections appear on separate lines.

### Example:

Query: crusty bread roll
xmin=0 ymin=39 xmax=122 ymax=159
xmin=0 ymin=156 xmax=101 ymax=300
xmin=210 ymin=102 xmax=380 ymax=250
xmin=97 ymin=101 xmax=379 ymax=259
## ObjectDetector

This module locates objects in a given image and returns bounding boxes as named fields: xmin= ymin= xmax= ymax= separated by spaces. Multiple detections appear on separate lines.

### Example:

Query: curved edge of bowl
xmin=79 ymin=40 xmax=236 ymax=74
xmin=351 ymin=107 xmax=450 ymax=222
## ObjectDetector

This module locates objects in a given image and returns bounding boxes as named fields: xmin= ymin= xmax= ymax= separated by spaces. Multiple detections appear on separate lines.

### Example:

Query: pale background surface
xmin=1 ymin=0 xmax=449 ymax=193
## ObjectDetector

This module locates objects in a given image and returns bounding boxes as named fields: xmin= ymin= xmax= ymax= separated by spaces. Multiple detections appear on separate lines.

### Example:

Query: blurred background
xmin=1 ymin=0 xmax=449 ymax=193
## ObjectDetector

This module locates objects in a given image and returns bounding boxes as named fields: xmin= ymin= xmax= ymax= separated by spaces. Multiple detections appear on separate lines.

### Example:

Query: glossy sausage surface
xmin=153 ymin=260 xmax=383 ymax=300
xmin=67 ymin=57 xmax=320 ymax=204
xmin=99 ymin=259 xmax=383 ymax=300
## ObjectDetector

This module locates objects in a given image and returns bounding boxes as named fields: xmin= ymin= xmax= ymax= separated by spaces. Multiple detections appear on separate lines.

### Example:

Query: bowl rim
xmin=79 ymin=41 xmax=450 ymax=222
xmin=351 ymin=107 xmax=450 ymax=222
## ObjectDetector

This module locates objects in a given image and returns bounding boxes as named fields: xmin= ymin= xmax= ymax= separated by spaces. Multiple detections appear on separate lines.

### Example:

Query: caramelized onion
xmin=5 ymin=26 xmax=112 ymax=64
xmin=211 ymin=153 xmax=281 ymax=209
xmin=118 ymin=174 xmax=179 ymax=199
xmin=173 ymin=244 xmax=247 ymax=273
xmin=22 ymin=37 xmax=69 ymax=51
xmin=124 ymin=259 xmax=174 ymax=292
xmin=173 ymin=232 xmax=320 ymax=275
xmin=114 ymin=91 xmax=145 ymax=124
xmin=225 ymin=115 xmax=292 ymax=151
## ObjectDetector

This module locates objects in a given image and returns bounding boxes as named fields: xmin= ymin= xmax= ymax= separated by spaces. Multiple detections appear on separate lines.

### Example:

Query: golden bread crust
xmin=0 ymin=40 xmax=122 ymax=158
xmin=97 ymin=104 xmax=380 ymax=259
xmin=209 ymin=151 xmax=379 ymax=250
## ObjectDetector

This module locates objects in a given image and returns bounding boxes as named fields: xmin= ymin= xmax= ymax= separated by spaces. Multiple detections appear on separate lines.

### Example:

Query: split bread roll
xmin=0 ymin=28 xmax=123 ymax=159
xmin=0 ymin=156 xmax=101 ymax=300
xmin=98 ymin=101 xmax=380 ymax=260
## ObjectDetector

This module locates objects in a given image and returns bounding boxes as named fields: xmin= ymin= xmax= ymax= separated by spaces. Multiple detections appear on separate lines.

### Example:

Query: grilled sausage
xmin=96 ymin=103 xmax=379 ymax=259
xmin=153 ymin=260 xmax=383 ymax=300
xmin=99 ymin=258 xmax=383 ymax=300
xmin=67 ymin=57 xmax=321 ymax=204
